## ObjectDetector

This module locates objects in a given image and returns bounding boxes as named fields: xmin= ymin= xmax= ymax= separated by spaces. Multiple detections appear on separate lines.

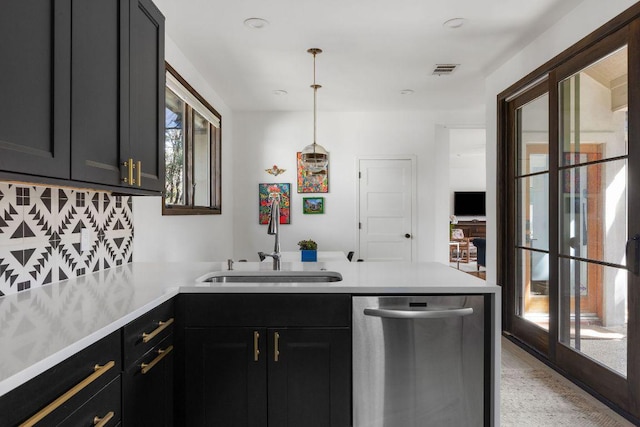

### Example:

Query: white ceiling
xmin=154 ymin=0 xmax=584 ymax=113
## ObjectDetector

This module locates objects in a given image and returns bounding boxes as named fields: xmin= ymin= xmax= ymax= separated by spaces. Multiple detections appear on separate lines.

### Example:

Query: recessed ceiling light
xmin=273 ymin=90 xmax=288 ymax=96
xmin=400 ymin=89 xmax=414 ymax=95
xmin=244 ymin=17 xmax=269 ymax=29
xmin=443 ymin=18 xmax=465 ymax=29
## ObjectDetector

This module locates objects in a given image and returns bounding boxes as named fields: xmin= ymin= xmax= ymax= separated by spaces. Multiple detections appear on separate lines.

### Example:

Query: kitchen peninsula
xmin=0 ymin=261 xmax=500 ymax=426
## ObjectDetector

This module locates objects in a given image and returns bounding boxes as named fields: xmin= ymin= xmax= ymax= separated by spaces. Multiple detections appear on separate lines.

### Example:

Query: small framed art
xmin=259 ymin=183 xmax=291 ymax=224
xmin=302 ymin=197 xmax=324 ymax=214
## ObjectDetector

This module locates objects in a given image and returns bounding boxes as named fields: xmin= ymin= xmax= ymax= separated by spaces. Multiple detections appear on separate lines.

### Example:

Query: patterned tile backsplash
xmin=0 ymin=182 xmax=133 ymax=296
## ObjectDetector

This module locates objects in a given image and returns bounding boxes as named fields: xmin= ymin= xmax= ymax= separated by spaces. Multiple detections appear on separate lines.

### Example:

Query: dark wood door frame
xmin=498 ymin=5 xmax=640 ymax=422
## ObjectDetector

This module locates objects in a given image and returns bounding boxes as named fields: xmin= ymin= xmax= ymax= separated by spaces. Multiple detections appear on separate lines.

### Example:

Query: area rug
xmin=501 ymin=368 xmax=629 ymax=426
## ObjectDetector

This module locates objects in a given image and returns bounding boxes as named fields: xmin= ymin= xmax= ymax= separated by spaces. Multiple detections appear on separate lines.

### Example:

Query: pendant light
xmin=300 ymin=48 xmax=329 ymax=173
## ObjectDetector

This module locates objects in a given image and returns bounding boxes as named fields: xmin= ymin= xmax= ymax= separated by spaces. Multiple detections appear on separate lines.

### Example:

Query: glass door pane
xmin=558 ymin=46 xmax=628 ymax=376
xmin=515 ymin=93 xmax=550 ymax=330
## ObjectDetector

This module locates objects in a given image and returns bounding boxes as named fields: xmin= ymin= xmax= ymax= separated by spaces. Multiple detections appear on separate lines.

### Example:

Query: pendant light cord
xmin=310 ymin=50 xmax=322 ymax=151
xmin=313 ymin=52 xmax=317 ymax=146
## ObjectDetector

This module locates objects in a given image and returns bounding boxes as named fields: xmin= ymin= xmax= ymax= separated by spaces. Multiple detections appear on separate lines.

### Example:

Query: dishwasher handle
xmin=364 ymin=307 xmax=473 ymax=319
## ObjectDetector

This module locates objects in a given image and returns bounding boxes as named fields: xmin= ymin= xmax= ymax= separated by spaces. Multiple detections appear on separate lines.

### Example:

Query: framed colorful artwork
xmin=297 ymin=152 xmax=328 ymax=193
xmin=258 ymin=183 xmax=291 ymax=224
xmin=303 ymin=197 xmax=324 ymax=214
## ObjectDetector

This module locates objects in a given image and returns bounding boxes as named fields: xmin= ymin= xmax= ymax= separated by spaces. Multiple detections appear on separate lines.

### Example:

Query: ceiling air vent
xmin=432 ymin=64 xmax=459 ymax=76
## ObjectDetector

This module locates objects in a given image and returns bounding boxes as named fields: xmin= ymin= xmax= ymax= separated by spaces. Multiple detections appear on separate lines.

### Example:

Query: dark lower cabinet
xmin=268 ymin=328 xmax=351 ymax=427
xmin=184 ymin=328 xmax=268 ymax=426
xmin=122 ymin=298 xmax=175 ymax=426
xmin=178 ymin=293 xmax=351 ymax=427
xmin=0 ymin=330 xmax=122 ymax=426
xmin=123 ymin=334 xmax=174 ymax=426
xmin=182 ymin=325 xmax=351 ymax=427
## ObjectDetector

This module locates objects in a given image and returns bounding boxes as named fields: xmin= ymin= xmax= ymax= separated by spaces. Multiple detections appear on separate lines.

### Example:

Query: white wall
xmin=232 ymin=110 xmax=482 ymax=263
xmin=132 ymin=35 xmax=235 ymax=262
xmin=484 ymin=0 xmax=638 ymax=285
xmin=449 ymin=128 xmax=486 ymax=220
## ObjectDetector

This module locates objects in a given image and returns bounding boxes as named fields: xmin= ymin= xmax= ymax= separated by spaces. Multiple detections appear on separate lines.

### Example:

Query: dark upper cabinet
xmin=70 ymin=0 xmax=128 ymax=187
xmin=71 ymin=0 xmax=164 ymax=192
xmin=0 ymin=0 xmax=164 ymax=193
xmin=0 ymin=0 xmax=71 ymax=178
xmin=129 ymin=0 xmax=165 ymax=192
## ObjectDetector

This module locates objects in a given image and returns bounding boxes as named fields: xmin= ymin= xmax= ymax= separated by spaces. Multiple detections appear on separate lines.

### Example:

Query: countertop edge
xmin=0 ymin=288 xmax=179 ymax=398
xmin=0 ymin=262 xmax=499 ymax=398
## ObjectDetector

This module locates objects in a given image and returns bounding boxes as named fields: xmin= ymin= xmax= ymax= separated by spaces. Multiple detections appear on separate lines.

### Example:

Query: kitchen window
xmin=163 ymin=63 xmax=221 ymax=215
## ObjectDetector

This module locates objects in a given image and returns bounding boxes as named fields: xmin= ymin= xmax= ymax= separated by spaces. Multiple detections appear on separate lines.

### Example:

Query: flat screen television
xmin=454 ymin=191 xmax=486 ymax=216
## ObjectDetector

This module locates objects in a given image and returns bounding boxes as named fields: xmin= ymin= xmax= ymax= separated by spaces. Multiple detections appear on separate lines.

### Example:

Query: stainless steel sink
xmin=198 ymin=270 xmax=343 ymax=283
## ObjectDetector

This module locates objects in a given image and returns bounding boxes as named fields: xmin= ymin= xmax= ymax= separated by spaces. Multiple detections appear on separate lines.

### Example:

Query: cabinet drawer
xmin=180 ymin=294 xmax=351 ymax=327
xmin=0 ymin=330 xmax=121 ymax=426
xmin=123 ymin=334 xmax=174 ymax=426
xmin=123 ymin=299 xmax=174 ymax=367
xmin=58 ymin=375 xmax=121 ymax=427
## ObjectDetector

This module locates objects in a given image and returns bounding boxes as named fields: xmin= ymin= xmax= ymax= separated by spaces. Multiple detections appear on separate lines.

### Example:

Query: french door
xmin=502 ymin=22 xmax=640 ymax=418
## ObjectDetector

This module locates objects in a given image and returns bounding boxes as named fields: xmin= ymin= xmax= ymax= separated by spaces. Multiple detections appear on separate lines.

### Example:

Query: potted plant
xmin=298 ymin=239 xmax=318 ymax=262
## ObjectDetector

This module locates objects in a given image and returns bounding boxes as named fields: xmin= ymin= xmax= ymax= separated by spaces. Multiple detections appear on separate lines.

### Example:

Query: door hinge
xmin=358 ymin=171 xmax=361 ymax=179
xmin=359 ymin=222 xmax=362 ymax=229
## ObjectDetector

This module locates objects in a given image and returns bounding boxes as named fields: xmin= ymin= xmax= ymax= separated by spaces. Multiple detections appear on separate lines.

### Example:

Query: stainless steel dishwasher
xmin=353 ymin=295 xmax=486 ymax=427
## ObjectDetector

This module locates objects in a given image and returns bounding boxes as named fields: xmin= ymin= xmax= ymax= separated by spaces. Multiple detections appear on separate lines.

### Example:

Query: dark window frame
xmin=162 ymin=62 xmax=222 ymax=215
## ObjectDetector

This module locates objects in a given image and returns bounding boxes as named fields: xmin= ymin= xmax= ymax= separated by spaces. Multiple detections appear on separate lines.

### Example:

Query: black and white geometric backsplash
xmin=0 ymin=183 xmax=133 ymax=296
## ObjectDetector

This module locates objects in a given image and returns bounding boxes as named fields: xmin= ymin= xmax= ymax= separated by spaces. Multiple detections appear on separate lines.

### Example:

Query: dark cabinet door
xmin=268 ymin=328 xmax=351 ymax=427
xmin=184 ymin=328 xmax=268 ymax=427
xmin=123 ymin=335 xmax=174 ymax=427
xmin=0 ymin=0 xmax=71 ymax=178
xmin=129 ymin=0 xmax=165 ymax=192
xmin=70 ymin=0 xmax=128 ymax=186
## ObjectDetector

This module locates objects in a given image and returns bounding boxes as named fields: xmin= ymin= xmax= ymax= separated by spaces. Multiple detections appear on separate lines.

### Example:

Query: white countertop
xmin=262 ymin=250 xmax=349 ymax=262
xmin=0 ymin=261 xmax=498 ymax=397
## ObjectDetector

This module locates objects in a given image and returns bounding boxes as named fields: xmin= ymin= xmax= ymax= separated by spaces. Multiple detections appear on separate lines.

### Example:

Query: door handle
xmin=404 ymin=233 xmax=411 ymax=239
xmin=364 ymin=307 xmax=473 ymax=319
xmin=625 ymin=234 xmax=640 ymax=276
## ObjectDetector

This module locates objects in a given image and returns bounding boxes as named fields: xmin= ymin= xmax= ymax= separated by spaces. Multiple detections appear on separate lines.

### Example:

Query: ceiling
xmin=153 ymin=0 xmax=584 ymax=113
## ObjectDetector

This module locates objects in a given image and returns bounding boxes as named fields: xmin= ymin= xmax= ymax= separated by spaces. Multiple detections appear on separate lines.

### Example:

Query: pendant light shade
xmin=300 ymin=48 xmax=329 ymax=173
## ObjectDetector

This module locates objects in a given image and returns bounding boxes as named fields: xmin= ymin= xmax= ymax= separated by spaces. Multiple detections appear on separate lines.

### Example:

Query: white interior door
xmin=358 ymin=158 xmax=414 ymax=261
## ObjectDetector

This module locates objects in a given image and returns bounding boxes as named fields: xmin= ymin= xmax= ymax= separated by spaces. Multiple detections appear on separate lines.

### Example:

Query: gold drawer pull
xmin=93 ymin=411 xmax=115 ymax=427
xmin=253 ymin=331 xmax=260 ymax=362
xmin=136 ymin=160 xmax=142 ymax=187
xmin=142 ymin=317 xmax=174 ymax=343
xmin=20 ymin=361 xmax=116 ymax=427
xmin=141 ymin=345 xmax=174 ymax=374
xmin=274 ymin=332 xmax=280 ymax=362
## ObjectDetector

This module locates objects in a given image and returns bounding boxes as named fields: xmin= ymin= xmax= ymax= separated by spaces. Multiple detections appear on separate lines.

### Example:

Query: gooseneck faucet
xmin=263 ymin=196 xmax=281 ymax=270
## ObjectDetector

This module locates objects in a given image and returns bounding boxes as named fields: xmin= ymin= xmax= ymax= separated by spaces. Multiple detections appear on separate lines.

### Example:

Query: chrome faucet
xmin=263 ymin=196 xmax=281 ymax=270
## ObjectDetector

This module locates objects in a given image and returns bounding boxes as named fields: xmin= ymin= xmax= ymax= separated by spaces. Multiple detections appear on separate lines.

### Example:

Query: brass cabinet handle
xmin=274 ymin=332 xmax=280 ymax=362
xmin=253 ymin=331 xmax=260 ymax=362
xmin=142 ymin=317 xmax=174 ymax=343
xmin=20 ymin=361 xmax=116 ymax=427
xmin=136 ymin=160 xmax=142 ymax=187
xmin=141 ymin=345 xmax=174 ymax=374
xmin=93 ymin=411 xmax=115 ymax=427
xmin=122 ymin=158 xmax=134 ymax=185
